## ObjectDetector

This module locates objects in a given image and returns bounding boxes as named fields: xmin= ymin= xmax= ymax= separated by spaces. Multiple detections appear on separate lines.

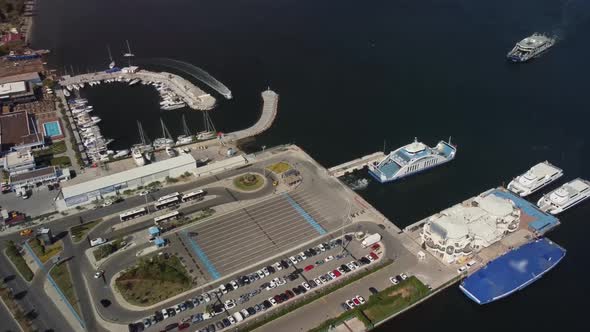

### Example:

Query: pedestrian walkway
xmin=54 ymin=96 xmax=81 ymax=172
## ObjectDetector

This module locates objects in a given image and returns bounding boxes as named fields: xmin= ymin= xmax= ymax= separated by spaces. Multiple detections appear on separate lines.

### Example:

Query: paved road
xmin=0 ymin=296 xmax=22 ymax=332
xmin=0 ymin=253 xmax=74 ymax=332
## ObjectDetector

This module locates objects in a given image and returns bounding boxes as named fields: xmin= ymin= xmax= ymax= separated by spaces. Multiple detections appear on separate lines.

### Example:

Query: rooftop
xmin=0 ymin=111 xmax=43 ymax=152
xmin=61 ymin=154 xmax=197 ymax=199
xmin=9 ymin=166 xmax=56 ymax=183
xmin=0 ymin=81 xmax=27 ymax=96
xmin=0 ymin=72 xmax=41 ymax=85
xmin=4 ymin=149 xmax=34 ymax=167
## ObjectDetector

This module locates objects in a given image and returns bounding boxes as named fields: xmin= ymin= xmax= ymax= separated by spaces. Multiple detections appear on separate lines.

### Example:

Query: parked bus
xmin=154 ymin=197 xmax=180 ymax=210
xmin=154 ymin=211 xmax=181 ymax=224
xmin=157 ymin=192 xmax=180 ymax=202
xmin=119 ymin=207 xmax=148 ymax=222
xmin=181 ymin=190 xmax=206 ymax=202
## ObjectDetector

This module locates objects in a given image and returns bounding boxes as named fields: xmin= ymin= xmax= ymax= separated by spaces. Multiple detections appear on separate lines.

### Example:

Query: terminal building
xmin=421 ymin=189 xmax=522 ymax=263
xmin=56 ymin=154 xmax=199 ymax=210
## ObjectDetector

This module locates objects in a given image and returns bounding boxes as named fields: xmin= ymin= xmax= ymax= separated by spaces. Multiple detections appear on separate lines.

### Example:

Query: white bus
xmin=181 ymin=190 xmax=206 ymax=202
xmin=119 ymin=207 xmax=148 ymax=222
xmin=154 ymin=211 xmax=180 ymax=224
xmin=154 ymin=197 xmax=180 ymax=210
xmin=157 ymin=192 xmax=180 ymax=202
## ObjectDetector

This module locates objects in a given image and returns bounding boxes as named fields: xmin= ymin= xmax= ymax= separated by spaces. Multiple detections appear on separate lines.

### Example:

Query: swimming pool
xmin=43 ymin=121 xmax=62 ymax=137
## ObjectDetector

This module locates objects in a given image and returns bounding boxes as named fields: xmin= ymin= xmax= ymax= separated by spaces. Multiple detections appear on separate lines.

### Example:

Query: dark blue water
xmin=31 ymin=0 xmax=590 ymax=330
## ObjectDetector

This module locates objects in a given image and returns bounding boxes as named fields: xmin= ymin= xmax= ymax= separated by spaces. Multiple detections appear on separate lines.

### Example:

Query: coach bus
xmin=181 ymin=190 xmax=206 ymax=202
xmin=157 ymin=192 xmax=180 ymax=202
xmin=154 ymin=211 xmax=181 ymax=224
xmin=119 ymin=207 xmax=148 ymax=222
xmin=154 ymin=197 xmax=180 ymax=210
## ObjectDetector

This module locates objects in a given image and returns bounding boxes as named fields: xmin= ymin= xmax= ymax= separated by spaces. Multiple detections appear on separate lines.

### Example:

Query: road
xmin=0 ymin=296 xmax=22 ymax=332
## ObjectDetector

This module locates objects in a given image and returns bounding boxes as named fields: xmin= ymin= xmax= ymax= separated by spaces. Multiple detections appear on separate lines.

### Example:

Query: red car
xmin=274 ymin=295 xmax=284 ymax=304
xmin=371 ymin=243 xmax=381 ymax=250
xmin=332 ymin=269 xmax=342 ymax=277
xmin=369 ymin=252 xmax=379 ymax=260
xmin=178 ymin=322 xmax=191 ymax=330
xmin=304 ymin=265 xmax=314 ymax=271
xmin=285 ymin=290 xmax=295 ymax=299
xmin=352 ymin=298 xmax=360 ymax=306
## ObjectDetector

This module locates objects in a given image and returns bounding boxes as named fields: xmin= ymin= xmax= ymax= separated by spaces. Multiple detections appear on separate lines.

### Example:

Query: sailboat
xmin=123 ymin=40 xmax=135 ymax=58
xmin=153 ymin=118 xmax=175 ymax=149
xmin=107 ymin=45 xmax=115 ymax=69
xmin=196 ymin=110 xmax=216 ymax=140
xmin=176 ymin=114 xmax=194 ymax=145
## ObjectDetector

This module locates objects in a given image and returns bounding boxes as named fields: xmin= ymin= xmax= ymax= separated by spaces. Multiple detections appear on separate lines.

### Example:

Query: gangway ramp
xmin=328 ymin=152 xmax=385 ymax=177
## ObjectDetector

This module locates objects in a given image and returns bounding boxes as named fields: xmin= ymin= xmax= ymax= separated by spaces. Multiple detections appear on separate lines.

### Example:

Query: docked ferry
xmin=507 ymin=33 xmax=555 ymax=63
xmin=537 ymin=178 xmax=590 ymax=214
xmin=460 ymin=238 xmax=565 ymax=305
xmin=368 ymin=138 xmax=456 ymax=183
xmin=507 ymin=161 xmax=563 ymax=197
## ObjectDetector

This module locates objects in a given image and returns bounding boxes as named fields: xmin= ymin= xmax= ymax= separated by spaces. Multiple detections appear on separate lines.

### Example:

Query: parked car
xmin=389 ymin=276 xmax=399 ymax=285
xmin=178 ymin=322 xmax=190 ymax=330
xmin=302 ymin=282 xmax=311 ymax=290
xmin=90 ymin=237 xmax=107 ymax=247
xmin=304 ymin=265 xmax=314 ymax=272
xmin=369 ymin=287 xmax=379 ymax=295
xmin=356 ymin=295 xmax=366 ymax=304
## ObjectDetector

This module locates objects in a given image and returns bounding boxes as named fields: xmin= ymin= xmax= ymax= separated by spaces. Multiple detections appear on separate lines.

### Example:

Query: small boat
xmin=537 ymin=178 xmax=590 ymax=214
xmin=113 ymin=149 xmax=130 ymax=158
xmin=63 ymin=89 xmax=71 ymax=97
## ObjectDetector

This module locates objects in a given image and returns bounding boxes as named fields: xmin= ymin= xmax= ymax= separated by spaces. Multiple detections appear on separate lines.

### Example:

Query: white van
xmin=90 ymin=238 xmax=107 ymax=247
xmin=233 ymin=311 xmax=243 ymax=322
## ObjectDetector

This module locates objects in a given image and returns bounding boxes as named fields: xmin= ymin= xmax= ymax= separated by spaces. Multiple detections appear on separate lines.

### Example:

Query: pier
xmin=223 ymin=89 xmax=279 ymax=141
xmin=328 ymin=152 xmax=385 ymax=177
xmin=59 ymin=68 xmax=217 ymax=110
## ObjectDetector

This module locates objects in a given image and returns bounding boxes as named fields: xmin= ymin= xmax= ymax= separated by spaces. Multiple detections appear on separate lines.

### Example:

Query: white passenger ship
xmin=507 ymin=161 xmax=563 ymax=197
xmin=368 ymin=138 xmax=456 ymax=183
xmin=537 ymin=178 xmax=590 ymax=214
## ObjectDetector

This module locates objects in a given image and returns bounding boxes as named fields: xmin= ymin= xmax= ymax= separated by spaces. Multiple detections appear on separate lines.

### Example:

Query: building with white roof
xmin=421 ymin=189 xmax=520 ymax=263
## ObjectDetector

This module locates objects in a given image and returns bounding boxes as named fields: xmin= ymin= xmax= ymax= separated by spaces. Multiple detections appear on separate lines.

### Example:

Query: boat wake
xmin=141 ymin=58 xmax=232 ymax=99
xmin=553 ymin=0 xmax=590 ymax=40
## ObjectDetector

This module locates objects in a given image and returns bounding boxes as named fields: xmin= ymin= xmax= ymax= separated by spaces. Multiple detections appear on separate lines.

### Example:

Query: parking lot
xmin=133 ymin=234 xmax=384 ymax=332
xmin=173 ymin=186 xmax=354 ymax=280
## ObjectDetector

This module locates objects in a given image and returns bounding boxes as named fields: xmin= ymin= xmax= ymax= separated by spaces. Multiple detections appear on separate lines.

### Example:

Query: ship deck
xmin=460 ymin=238 xmax=566 ymax=304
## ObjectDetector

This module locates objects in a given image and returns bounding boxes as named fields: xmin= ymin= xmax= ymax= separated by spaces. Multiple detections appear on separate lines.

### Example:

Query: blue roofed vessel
xmin=368 ymin=138 xmax=456 ymax=183
xmin=459 ymin=238 xmax=566 ymax=305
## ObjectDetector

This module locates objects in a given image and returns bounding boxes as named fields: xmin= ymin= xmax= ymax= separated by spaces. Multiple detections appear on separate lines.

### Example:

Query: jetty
xmin=223 ymin=89 xmax=279 ymax=141
xmin=59 ymin=68 xmax=216 ymax=110
xmin=328 ymin=152 xmax=385 ymax=177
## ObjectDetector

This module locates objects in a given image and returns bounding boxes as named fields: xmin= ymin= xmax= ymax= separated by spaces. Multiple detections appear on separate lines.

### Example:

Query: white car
xmin=240 ymin=309 xmax=249 ymax=318
xmin=138 ymin=190 xmax=149 ymax=196
xmin=274 ymin=262 xmax=283 ymax=271
xmin=289 ymin=256 xmax=298 ymax=265
xmin=349 ymin=261 xmax=359 ymax=269
xmin=262 ymin=267 xmax=270 ymax=276
xmin=299 ymin=252 xmax=307 ymax=260
xmin=346 ymin=263 xmax=356 ymax=271
xmin=346 ymin=299 xmax=356 ymax=308
xmin=161 ymin=309 xmax=169 ymax=319
xmin=224 ymin=300 xmax=236 ymax=310
xmin=94 ymin=270 xmax=105 ymax=279
xmin=269 ymin=297 xmax=277 ymax=306
xmin=256 ymin=270 xmax=265 ymax=279
xmin=400 ymin=273 xmax=408 ymax=280
xmin=275 ymin=278 xmax=286 ymax=286
xmin=324 ymin=255 xmax=334 ymax=262
xmin=230 ymin=280 xmax=239 ymax=289
xmin=389 ymin=276 xmax=399 ymax=285
xmin=90 ymin=238 xmax=107 ymax=247
xmin=219 ymin=284 xmax=228 ymax=294
xmin=366 ymin=254 xmax=375 ymax=262
xmin=329 ymin=271 xmax=337 ymax=279
xmin=457 ymin=266 xmax=467 ymax=274
xmin=266 ymin=282 xmax=277 ymax=290
xmin=202 ymin=293 xmax=211 ymax=303
xmin=466 ymin=260 xmax=477 ymax=268
xmin=317 ymin=244 xmax=326 ymax=252
xmin=314 ymin=278 xmax=322 ymax=285
xmin=356 ymin=295 xmax=366 ymax=305
xmin=302 ymin=282 xmax=311 ymax=290
xmin=228 ymin=316 xmax=236 ymax=324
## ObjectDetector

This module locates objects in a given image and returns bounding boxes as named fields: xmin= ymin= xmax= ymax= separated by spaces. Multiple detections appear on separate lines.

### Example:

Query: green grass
xmin=27 ymin=238 xmax=63 ymax=263
xmin=70 ymin=219 xmax=102 ymax=243
xmin=33 ymin=141 xmax=67 ymax=157
xmin=233 ymin=173 xmax=264 ymax=191
xmin=308 ymin=276 xmax=430 ymax=332
xmin=4 ymin=241 xmax=33 ymax=282
xmin=92 ymin=238 xmax=125 ymax=261
xmin=50 ymin=156 xmax=72 ymax=167
xmin=242 ymin=260 xmax=392 ymax=332
xmin=266 ymin=162 xmax=292 ymax=174
xmin=49 ymin=263 xmax=81 ymax=317
xmin=115 ymin=255 xmax=192 ymax=306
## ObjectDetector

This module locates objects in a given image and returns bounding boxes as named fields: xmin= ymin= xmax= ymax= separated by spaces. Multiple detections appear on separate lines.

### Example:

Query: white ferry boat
xmin=507 ymin=161 xmax=563 ymax=197
xmin=507 ymin=33 xmax=555 ymax=63
xmin=537 ymin=178 xmax=590 ymax=214
xmin=368 ymin=138 xmax=456 ymax=183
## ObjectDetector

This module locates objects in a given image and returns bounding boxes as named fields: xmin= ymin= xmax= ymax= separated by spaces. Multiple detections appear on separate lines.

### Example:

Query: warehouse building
xmin=56 ymin=154 xmax=198 ymax=211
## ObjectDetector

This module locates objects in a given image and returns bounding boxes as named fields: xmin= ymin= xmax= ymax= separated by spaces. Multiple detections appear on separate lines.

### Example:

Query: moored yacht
xmin=537 ymin=178 xmax=590 ymax=214
xmin=368 ymin=137 xmax=456 ymax=183
xmin=131 ymin=147 xmax=145 ymax=166
xmin=507 ymin=161 xmax=563 ymax=197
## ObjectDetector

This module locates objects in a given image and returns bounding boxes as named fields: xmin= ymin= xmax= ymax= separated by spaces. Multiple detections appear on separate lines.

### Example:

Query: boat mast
xmin=107 ymin=45 xmax=115 ymax=69
xmin=203 ymin=111 xmax=216 ymax=133
xmin=182 ymin=114 xmax=191 ymax=136
xmin=124 ymin=40 xmax=135 ymax=66
xmin=160 ymin=118 xmax=173 ymax=139
xmin=137 ymin=121 xmax=150 ymax=146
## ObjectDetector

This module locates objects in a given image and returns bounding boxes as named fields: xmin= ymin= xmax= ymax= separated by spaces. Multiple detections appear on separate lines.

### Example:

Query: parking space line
xmin=182 ymin=231 xmax=221 ymax=280
xmin=284 ymin=193 xmax=326 ymax=235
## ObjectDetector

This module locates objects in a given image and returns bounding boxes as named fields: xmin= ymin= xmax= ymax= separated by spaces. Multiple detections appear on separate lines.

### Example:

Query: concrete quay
xmin=223 ymin=89 xmax=279 ymax=142
xmin=328 ymin=151 xmax=385 ymax=177
xmin=59 ymin=69 xmax=216 ymax=110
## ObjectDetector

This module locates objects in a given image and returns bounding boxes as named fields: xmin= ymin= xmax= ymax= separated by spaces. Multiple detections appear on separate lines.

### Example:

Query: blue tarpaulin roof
xmin=460 ymin=238 xmax=566 ymax=304
xmin=154 ymin=237 xmax=166 ymax=246
xmin=148 ymin=227 xmax=160 ymax=235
